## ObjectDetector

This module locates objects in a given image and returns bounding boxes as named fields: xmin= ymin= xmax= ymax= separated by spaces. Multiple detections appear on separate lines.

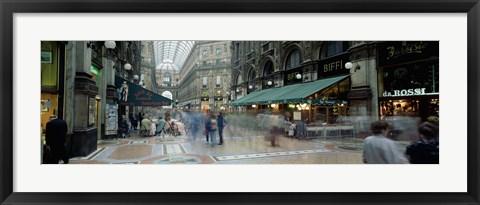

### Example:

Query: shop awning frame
xmin=115 ymin=76 xmax=173 ymax=107
xmin=229 ymin=75 xmax=350 ymax=106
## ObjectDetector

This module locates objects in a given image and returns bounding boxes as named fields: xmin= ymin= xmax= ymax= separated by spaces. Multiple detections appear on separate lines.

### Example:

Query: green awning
xmin=229 ymin=75 xmax=349 ymax=106
xmin=115 ymin=76 xmax=173 ymax=107
xmin=275 ymin=75 xmax=350 ymax=103
xmin=254 ymin=83 xmax=303 ymax=105
xmin=229 ymin=89 xmax=268 ymax=106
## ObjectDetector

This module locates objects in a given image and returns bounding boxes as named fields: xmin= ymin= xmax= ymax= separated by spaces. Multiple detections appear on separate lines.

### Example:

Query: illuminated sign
xmin=382 ymin=88 xmax=426 ymax=97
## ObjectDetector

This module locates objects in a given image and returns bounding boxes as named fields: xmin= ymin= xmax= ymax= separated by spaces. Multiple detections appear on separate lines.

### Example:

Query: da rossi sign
xmin=383 ymin=88 xmax=427 ymax=97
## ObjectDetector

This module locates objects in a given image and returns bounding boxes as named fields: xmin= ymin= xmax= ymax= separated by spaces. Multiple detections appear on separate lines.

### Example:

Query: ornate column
xmin=70 ymin=41 xmax=98 ymax=157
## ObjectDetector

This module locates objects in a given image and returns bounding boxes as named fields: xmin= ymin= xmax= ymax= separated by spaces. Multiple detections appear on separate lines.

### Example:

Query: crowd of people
xmin=43 ymin=107 xmax=439 ymax=164
xmin=363 ymin=116 xmax=439 ymax=164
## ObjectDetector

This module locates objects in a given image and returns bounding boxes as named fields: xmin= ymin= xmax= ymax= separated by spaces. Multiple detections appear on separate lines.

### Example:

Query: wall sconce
xmin=104 ymin=41 xmax=116 ymax=49
xmin=86 ymin=41 xmax=98 ymax=50
xmin=267 ymin=81 xmax=272 ymax=86
xmin=248 ymin=85 xmax=253 ymax=89
xmin=296 ymin=73 xmax=302 ymax=80
xmin=345 ymin=62 xmax=361 ymax=71
xmin=124 ymin=63 xmax=132 ymax=71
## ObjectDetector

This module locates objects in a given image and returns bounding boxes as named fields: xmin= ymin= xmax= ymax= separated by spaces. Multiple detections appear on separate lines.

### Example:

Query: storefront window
xmin=380 ymin=62 xmax=439 ymax=95
xmin=41 ymin=41 xmax=59 ymax=89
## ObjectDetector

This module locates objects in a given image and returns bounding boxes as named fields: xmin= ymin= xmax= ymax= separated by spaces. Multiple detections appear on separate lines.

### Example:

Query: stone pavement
xmin=69 ymin=120 xmax=365 ymax=164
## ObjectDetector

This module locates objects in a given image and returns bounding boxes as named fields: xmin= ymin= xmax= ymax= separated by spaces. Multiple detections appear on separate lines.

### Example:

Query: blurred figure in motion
xmin=140 ymin=114 xmax=152 ymax=137
xmin=363 ymin=120 xmax=409 ymax=164
xmin=216 ymin=111 xmax=227 ymax=145
xmin=129 ymin=112 xmax=138 ymax=130
xmin=206 ymin=112 xmax=218 ymax=147
xmin=405 ymin=122 xmax=439 ymax=164
xmin=156 ymin=115 xmax=166 ymax=137
xmin=203 ymin=110 xmax=211 ymax=144
xmin=118 ymin=114 xmax=129 ymax=138
xmin=188 ymin=110 xmax=201 ymax=140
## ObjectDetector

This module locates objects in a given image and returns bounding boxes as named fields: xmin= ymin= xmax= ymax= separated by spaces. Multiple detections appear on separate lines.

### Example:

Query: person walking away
xmin=118 ymin=114 xmax=129 ymax=138
xmin=188 ymin=110 xmax=201 ymax=140
xmin=138 ymin=109 xmax=144 ymax=130
xmin=150 ymin=117 xmax=157 ymax=136
xmin=156 ymin=115 xmax=167 ymax=137
xmin=203 ymin=110 xmax=211 ymax=144
xmin=140 ymin=114 xmax=152 ymax=137
xmin=45 ymin=115 xmax=69 ymax=164
xmin=363 ymin=120 xmax=409 ymax=164
xmin=217 ymin=111 xmax=227 ymax=145
xmin=405 ymin=122 xmax=439 ymax=164
xmin=129 ymin=112 xmax=137 ymax=130
xmin=206 ymin=112 xmax=218 ymax=147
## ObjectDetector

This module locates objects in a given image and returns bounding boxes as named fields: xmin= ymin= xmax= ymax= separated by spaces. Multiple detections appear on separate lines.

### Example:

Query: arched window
xmin=164 ymin=73 xmax=172 ymax=87
xmin=236 ymin=72 xmax=243 ymax=85
xmin=248 ymin=69 xmax=256 ymax=81
xmin=285 ymin=49 xmax=301 ymax=70
xmin=321 ymin=41 xmax=349 ymax=59
xmin=263 ymin=60 xmax=273 ymax=76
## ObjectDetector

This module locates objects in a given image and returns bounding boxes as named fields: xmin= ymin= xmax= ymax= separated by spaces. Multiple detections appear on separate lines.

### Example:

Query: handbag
xmin=42 ymin=145 xmax=52 ymax=164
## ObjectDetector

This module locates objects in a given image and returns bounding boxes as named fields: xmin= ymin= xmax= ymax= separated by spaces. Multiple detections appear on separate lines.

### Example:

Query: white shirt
xmin=363 ymin=135 xmax=409 ymax=164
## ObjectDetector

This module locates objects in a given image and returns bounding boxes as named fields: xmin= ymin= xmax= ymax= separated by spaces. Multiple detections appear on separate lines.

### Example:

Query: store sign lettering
xmin=324 ymin=60 xmax=344 ymax=72
xmin=386 ymin=42 xmax=428 ymax=60
xmin=383 ymin=88 xmax=426 ymax=97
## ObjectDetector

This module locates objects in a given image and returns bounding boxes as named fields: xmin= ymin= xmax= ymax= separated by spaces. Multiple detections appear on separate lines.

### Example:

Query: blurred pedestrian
xmin=405 ymin=122 xmax=439 ymax=164
xmin=189 ymin=110 xmax=201 ymax=140
xmin=138 ymin=109 xmax=144 ymax=130
xmin=129 ymin=112 xmax=138 ymax=130
xmin=217 ymin=111 xmax=227 ymax=145
xmin=45 ymin=115 xmax=69 ymax=164
xmin=206 ymin=112 xmax=218 ymax=147
xmin=156 ymin=115 xmax=166 ymax=137
xmin=140 ymin=114 xmax=152 ymax=137
xmin=363 ymin=120 xmax=409 ymax=164
xmin=204 ymin=109 xmax=211 ymax=144
xmin=118 ymin=114 xmax=129 ymax=138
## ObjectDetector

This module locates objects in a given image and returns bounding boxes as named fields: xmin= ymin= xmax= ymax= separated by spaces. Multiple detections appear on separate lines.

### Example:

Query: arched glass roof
xmin=153 ymin=41 xmax=195 ymax=70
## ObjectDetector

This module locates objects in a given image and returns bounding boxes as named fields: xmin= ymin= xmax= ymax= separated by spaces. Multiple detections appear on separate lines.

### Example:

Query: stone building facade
xmin=42 ymin=41 xmax=142 ymax=158
xmin=176 ymin=41 xmax=232 ymax=111
xmin=230 ymin=41 xmax=378 ymax=120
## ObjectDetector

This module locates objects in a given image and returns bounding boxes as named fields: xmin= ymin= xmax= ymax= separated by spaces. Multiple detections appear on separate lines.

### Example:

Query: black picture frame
xmin=1 ymin=0 xmax=479 ymax=204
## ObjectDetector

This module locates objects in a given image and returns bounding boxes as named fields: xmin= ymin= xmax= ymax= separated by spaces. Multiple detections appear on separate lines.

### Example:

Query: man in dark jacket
xmin=45 ymin=115 xmax=68 ymax=164
xmin=216 ymin=111 xmax=227 ymax=145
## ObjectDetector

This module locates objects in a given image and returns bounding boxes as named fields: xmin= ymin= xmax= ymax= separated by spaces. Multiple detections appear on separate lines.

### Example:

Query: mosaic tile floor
xmin=69 ymin=121 xmax=365 ymax=164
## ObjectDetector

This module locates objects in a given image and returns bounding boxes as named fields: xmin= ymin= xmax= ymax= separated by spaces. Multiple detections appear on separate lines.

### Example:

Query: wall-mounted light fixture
xmin=267 ymin=81 xmax=273 ymax=86
xmin=133 ymin=75 xmax=139 ymax=81
xmin=86 ymin=41 xmax=98 ymax=50
xmin=248 ymin=85 xmax=253 ymax=89
xmin=296 ymin=73 xmax=302 ymax=80
xmin=104 ymin=41 xmax=116 ymax=49
xmin=124 ymin=63 xmax=132 ymax=71
xmin=345 ymin=62 xmax=360 ymax=72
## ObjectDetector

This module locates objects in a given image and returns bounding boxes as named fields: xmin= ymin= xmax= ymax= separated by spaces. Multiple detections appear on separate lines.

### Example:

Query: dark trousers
xmin=205 ymin=128 xmax=209 ymax=142
xmin=218 ymin=127 xmax=224 ymax=144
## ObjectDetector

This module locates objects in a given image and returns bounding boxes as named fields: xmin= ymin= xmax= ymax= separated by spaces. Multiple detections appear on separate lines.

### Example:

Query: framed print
xmin=1 ymin=1 xmax=479 ymax=205
xmin=40 ymin=51 xmax=51 ymax=64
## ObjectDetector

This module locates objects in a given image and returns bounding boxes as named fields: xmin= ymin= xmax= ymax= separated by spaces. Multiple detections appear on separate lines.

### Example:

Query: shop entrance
xmin=379 ymin=97 xmax=439 ymax=121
